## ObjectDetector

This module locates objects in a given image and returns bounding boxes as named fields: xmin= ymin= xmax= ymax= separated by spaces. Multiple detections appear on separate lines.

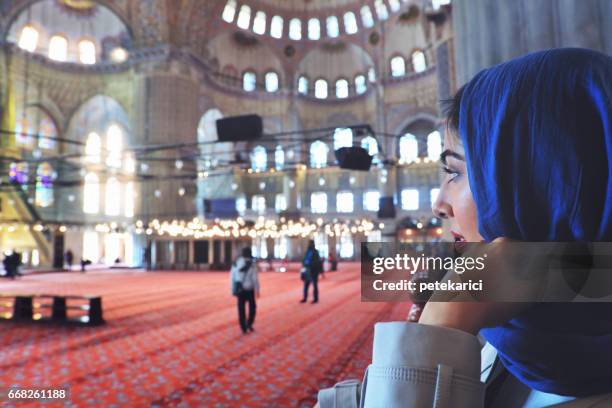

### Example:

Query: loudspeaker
xmin=377 ymin=196 xmax=396 ymax=219
xmin=204 ymin=198 xmax=238 ymax=219
xmin=216 ymin=114 xmax=263 ymax=142
xmin=335 ymin=147 xmax=373 ymax=171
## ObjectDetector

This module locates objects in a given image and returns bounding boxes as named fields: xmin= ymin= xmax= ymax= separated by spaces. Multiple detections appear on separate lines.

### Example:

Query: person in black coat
xmin=300 ymin=240 xmax=324 ymax=304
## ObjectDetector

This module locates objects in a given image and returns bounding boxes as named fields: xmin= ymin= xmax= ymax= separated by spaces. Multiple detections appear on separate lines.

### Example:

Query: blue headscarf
xmin=458 ymin=48 xmax=612 ymax=396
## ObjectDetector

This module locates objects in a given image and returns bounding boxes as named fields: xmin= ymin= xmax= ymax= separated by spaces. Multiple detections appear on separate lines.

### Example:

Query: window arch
xmin=375 ymin=0 xmax=389 ymax=20
xmin=368 ymin=67 xmax=376 ymax=83
xmin=298 ymin=76 xmax=309 ymax=95
xmin=360 ymin=6 xmax=375 ymax=28
xmin=270 ymin=15 xmax=284 ymax=38
xmin=343 ymin=12 xmax=358 ymax=34
xmin=427 ymin=130 xmax=442 ymax=160
xmin=83 ymin=172 xmax=100 ymax=214
xmin=412 ymin=50 xmax=427 ymax=73
xmin=333 ymin=128 xmax=353 ymax=150
xmin=361 ymin=136 xmax=379 ymax=156
xmin=236 ymin=5 xmax=252 ymax=29
xmin=335 ymin=78 xmax=349 ymax=99
xmin=399 ymin=133 xmax=418 ymax=163
xmin=275 ymin=145 xmax=285 ymax=169
xmin=48 ymin=35 xmax=68 ymax=62
xmin=289 ymin=18 xmax=302 ymax=40
xmin=326 ymin=16 xmax=339 ymax=38
xmin=9 ymin=162 xmax=29 ymax=185
xmin=253 ymin=11 xmax=267 ymax=34
xmin=388 ymin=0 xmax=401 ymax=12
xmin=310 ymin=141 xmax=329 ymax=168
xmin=85 ymin=132 xmax=102 ymax=163
xmin=35 ymin=163 xmax=54 ymax=207
xmin=243 ymin=71 xmax=257 ymax=92
xmin=390 ymin=55 xmax=406 ymax=77
xmin=78 ymin=39 xmax=96 ymax=64
xmin=308 ymin=18 xmax=321 ymax=40
xmin=251 ymin=145 xmax=267 ymax=171
xmin=314 ymin=79 xmax=328 ymax=99
xmin=38 ymin=115 xmax=57 ymax=149
xmin=18 ymin=25 xmax=38 ymax=52
xmin=355 ymin=74 xmax=367 ymax=95
xmin=265 ymin=71 xmax=279 ymax=93
xmin=222 ymin=0 xmax=237 ymax=22
xmin=105 ymin=177 xmax=121 ymax=216
xmin=106 ymin=124 xmax=123 ymax=168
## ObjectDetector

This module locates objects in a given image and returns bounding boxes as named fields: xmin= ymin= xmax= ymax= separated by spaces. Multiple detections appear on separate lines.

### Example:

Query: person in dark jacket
xmin=300 ymin=240 xmax=324 ymax=304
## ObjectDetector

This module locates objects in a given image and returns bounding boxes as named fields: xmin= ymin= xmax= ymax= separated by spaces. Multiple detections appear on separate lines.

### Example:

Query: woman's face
xmin=432 ymin=130 xmax=484 ymax=243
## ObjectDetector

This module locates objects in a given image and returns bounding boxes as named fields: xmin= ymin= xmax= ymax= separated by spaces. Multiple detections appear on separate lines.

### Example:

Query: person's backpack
xmin=232 ymin=258 xmax=253 ymax=296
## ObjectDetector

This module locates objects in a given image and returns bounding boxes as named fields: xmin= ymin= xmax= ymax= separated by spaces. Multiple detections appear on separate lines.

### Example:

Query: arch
xmin=83 ymin=172 xmax=100 ymax=214
xmin=35 ymin=162 xmax=54 ymax=207
xmin=197 ymin=108 xmax=231 ymax=169
xmin=310 ymin=140 xmax=329 ymax=168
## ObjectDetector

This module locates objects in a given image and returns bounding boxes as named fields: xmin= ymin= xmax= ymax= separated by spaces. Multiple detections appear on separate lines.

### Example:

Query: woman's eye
xmin=441 ymin=166 xmax=459 ymax=182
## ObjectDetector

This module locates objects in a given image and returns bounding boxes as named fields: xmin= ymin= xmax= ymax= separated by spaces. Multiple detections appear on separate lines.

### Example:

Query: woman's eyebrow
xmin=440 ymin=149 xmax=465 ymax=164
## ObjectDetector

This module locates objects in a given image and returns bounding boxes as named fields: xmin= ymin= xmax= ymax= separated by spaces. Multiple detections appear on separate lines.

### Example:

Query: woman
xmin=318 ymin=49 xmax=612 ymax=407
xmin=230 ymin=247 xmax=260 ymax=334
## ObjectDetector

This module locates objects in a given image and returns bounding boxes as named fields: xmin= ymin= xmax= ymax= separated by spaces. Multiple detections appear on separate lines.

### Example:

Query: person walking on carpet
xmin=230 ymin=247 xmax=260 ymax=334
xmin=300 ymin=240 xmax=324 ymax=304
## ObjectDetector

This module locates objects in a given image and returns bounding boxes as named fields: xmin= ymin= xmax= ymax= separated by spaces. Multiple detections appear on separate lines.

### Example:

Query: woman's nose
xmin=432 ymin=194 xmax=453 ymax=219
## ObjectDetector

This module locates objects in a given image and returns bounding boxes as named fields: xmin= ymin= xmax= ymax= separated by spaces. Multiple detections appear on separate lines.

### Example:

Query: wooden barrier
xmin=0 ymin=294 xmax=104 ymax=326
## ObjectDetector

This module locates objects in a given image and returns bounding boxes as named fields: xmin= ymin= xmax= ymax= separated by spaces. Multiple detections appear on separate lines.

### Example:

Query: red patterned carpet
xmin=0 ymin=263 xmax=409 ymax=407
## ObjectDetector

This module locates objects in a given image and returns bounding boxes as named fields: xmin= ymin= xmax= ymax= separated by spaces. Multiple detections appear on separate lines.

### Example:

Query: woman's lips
xmin=451 ymin=230 xmax=467 ymax=253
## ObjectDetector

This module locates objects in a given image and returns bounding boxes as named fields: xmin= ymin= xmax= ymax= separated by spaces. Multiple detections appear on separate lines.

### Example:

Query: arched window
xmin=412 ymin=50 xmax=427 ymax=73
xmin=427 ymin=130 xmax=442 ymax=160
xmin=252 ymin=194 xmax=266 ymax=214
xmin=243 ymin=71 xmax=257 ymax=92
xmin=401 ymin=189 xmax=420 ymax=210
xmin=265 ymin=71 xmax=279 ymax=93
xmin=35 ymin=163 xmax=54 ymax=207
xmin=275 ymin=193 xmax=287 ymax=211
xmin=335 ymin=79 xmax=349 ymax=98
xmin=430 ymin=188 xmax=440 ymax=205
xmin=388 ymin=0 xmax=401 ymax=12
xmin=15 ymin=114 xmax=33 ymax=146
xmin=38 ymin=115 xmax=57 ymax=149
xmin=105 ymin=177 xmax=121 ymax=216
xmin=236 ymin=5 xmax=252 ymax=29
xmin=222 ymin=0 xmax=237 ymax=22
xmin=106 ymin=124 xmax=123 ymax=168
xmin=368 ymin=67 xmax=376 ymax=83
xmin=432 ymin=0 xmax=452 ymax=10
xmin=375 ymin=0 xmax=389 ymax=20
xmin=314 ymin=79 xmax=328 ymax=99
xmin=78 ymin=39 xmax=96 ymax=64
xmin=363 ymin=190 xmax=380 ymax=211
xmin=399 ymin=133 xmax=418 ymax=163
xmin=18 ymin=25 xmax=38 ymax=52
xmin=308 ymin=18 xmax=321 ymax=40
xmin=275 ymin=145 xmax=285 ymax=169
xmin=311 ymin=192 xmax=328 ymax=214
xmin=343 ymin=12 xmax=358 ymax=34
xmin=333 ymin=128 xmax=353 ymax=150
xmin=361 ymin=136 xmax=379 ymax=156
xmin=48 ymin=35 xmax=68 ymax=62
xmin=391 ymin=56 xmax=406 ymax=77
xmin=270 ymin=15 xmax=284 ymax=38
xmin=124 ymin=181 xmax=135 ymax=217
xmin=354 ymin=74 xmax=367 ymax=95
xmin=253 ymin=11 xmax=267 ymax=35
xmin=85 ymin=132 xmax=101 ymax=163
xmin=360 ymin=6 xmax=375 ymax=28
xmin=289 ymin=18 xmax=302 ymax=40
xmin=326 ymin=16 xmax=339 ymax=38
xmin=251 ymin=145 xmax=267 ymax=171
xmin=310 ymin=141 xmax=329 ymax=168
xmin=83 ymin=172 xmax=100 ymax=214
xmin=298 ymin=76 xmax=309 ymax=95
xmin=336 ymin=191 xmax=354 ymax=213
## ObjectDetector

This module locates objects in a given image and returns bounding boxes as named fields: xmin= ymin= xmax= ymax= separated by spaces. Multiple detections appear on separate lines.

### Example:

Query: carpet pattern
xmin=0 ymin=264 xmax=409 ymax=407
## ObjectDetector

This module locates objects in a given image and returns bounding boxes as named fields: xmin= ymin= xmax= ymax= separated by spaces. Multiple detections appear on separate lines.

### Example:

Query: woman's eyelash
xmin=441 ymin=166 xmax=460 ymax=180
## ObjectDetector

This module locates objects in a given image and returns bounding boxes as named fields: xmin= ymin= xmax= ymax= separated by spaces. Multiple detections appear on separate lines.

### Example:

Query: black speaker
xmin=216 ymin=114 xmax=263 ymax=142
xmin=377 ymin=196 xmax=396 ymax=219
xmin=204 ymin=198 xmax=238 ymax=219
xmin=335 ymin=147 xmax=373 ymax=171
